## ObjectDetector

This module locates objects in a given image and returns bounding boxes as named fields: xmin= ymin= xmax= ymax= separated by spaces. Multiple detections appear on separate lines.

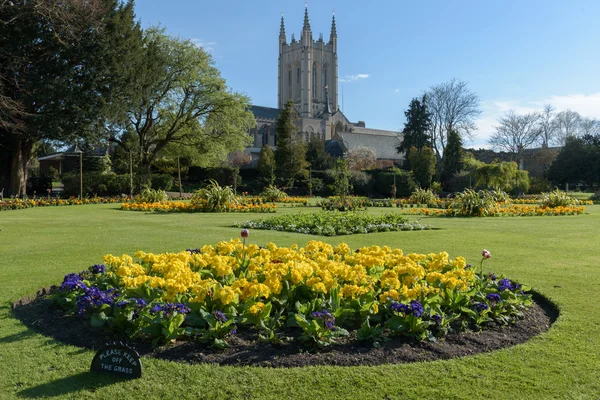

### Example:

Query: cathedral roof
xmin=250 ymin=105 xmax=281 ymax=121
xmin=337 ymin=132 xmax=403 ymax=161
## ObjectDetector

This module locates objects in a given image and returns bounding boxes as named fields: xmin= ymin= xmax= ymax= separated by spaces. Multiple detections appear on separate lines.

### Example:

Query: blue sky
xmin=134 ymin=0 xmax=600 ymax=148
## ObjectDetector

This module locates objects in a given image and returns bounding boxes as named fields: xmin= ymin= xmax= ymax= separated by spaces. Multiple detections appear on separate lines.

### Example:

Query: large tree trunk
xmin=9 ymin=138 xmax=34 ymax=197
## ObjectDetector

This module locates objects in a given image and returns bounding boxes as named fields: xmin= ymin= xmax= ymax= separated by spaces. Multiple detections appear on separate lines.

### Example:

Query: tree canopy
xmin=112 ymin=28 xmax=254 ymax=172
xmin=0 ymin=0 xmax=141 ymax=195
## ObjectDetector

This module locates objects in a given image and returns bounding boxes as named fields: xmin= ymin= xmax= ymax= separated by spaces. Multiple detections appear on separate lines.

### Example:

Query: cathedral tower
xmin=278 ymin=7 xmax=338 ymax=118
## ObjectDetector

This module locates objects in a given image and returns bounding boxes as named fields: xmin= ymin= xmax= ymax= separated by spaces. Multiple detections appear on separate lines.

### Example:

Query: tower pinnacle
xmin=330 ymin=12 xmax=337 ymax=40
xmin=279 ymin=13 xmax=286 ymax=41
xmin=303 ymin=4 xmax=311 ymax=32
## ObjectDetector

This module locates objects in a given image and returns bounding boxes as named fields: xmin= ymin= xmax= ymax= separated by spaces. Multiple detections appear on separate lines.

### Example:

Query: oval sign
xmin=90 ymin=343 xmax=142 ymax=379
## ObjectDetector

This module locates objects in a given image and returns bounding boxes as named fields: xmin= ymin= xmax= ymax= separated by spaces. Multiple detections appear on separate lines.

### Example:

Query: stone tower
xmin=278 ymin=7 xmax=338 ymax=118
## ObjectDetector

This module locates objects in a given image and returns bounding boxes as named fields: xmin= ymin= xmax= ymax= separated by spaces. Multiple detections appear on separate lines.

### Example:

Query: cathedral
xmin=248 ymin=7 xmax=404 ymax=165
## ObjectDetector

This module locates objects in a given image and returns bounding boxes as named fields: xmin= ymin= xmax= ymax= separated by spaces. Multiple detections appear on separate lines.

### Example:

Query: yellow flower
xmin=249 ymin=302 xmax=265 ymax=315
xmin=215 ymin=286 xmax=237 ymax=305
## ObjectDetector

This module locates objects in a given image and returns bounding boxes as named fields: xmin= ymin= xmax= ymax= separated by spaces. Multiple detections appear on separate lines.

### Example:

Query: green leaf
xmin=90 ymin=312 xmax=109 ymax=328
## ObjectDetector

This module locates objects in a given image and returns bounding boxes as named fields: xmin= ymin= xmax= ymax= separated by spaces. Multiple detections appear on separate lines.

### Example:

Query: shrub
xmin=62 ymin=172 xmax=131 ymax=197
xmin=308 ymin=177 xmax=325 ymax=194
xmin=191 ymin=179 xmax=238 ymax=211
xmin=27 ymin=172 xmax=52 ymax=195
xmin=430 ymin=181 xmax=442 ymax=194
xmin=450 ymin=189 xmax=496 ymax=217
xmin=487 ymin=190 xmax=510 ymax=203
xmin=151 ymin=174 xmax=174 ymax=191
xmin=540 ymin=189 xmax=577 ymax=208
xmin=371 ymin=169 xmax=416 ymax=198
xmin=409 ymin=188 xmax=438 ymax=205
xmin=261 ymin=185 xmax=287 ymax=202
xmin=136 ymin=188 xmax=167 ymax=203
xmin=350 ymin=170 xmax=372 ymax=196
xmin=529 ymin=177 xmax=551 ymax=194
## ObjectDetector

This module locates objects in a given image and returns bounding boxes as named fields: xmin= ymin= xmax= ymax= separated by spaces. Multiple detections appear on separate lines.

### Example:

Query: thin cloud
xmin=470 ymin=92 xmax=600 ymax=148
xmin=339 ymin=73 xmax=370 ymax=83
xmin=190 ymin=38 xmax=217 ymax=53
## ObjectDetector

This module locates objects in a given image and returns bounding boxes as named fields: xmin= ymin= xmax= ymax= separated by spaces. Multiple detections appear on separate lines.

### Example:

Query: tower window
xmin=322 ymin=64 xmax=328 ymax=99
xmin=312 ymin=63 xmax=317 ymax=100
xmin=297 ymin=67 xmax=300 ymax=85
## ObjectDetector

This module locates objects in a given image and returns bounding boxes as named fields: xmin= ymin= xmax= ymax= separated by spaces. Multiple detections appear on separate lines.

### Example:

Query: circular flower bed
xmin=48 ymin=235 xmax=533 ymax=350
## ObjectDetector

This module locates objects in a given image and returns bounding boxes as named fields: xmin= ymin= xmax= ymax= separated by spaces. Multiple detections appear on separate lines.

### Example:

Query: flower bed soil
xmin=12 ymin=287 xmax=557 ymax=368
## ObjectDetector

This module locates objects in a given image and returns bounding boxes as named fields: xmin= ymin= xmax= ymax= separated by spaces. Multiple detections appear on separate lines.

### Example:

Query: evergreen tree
xmin=398 ymin=96 xmax=432 ymax=168
xmin=306 ymin=137 xmax=333 ymax=171
xmin=275 ymin=100 xmax=308 ymax=187
xmin=408 ymin=146 xmax=436 ymax=188
xmin=332 ymin=159 xmax=352 ymax=202
xmin=441 ymin=130 xmax=464 ymax=191
xmin=0 ymin=0 xmax=142 ymax=196
xmin=257 ymin=145 xmax=276 ymax=185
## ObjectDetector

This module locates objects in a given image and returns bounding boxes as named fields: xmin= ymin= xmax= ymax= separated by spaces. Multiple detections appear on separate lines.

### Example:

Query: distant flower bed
xmin=405 ymin=204 xmax=585 ymax=217
xmin=234 ymin=211 xmax=433 ymax=236
xmin=121 ymin=201 xmax=276 ymax=213
xmin=0 ymin=196 xmax=128 ymax=212
xmin=242 ymin=196 xmax=308 ymax=205
xmin=511 ymin=198 xmax=594 ymax=205
xmin=50 ymin=238 xmax=531 ymax=348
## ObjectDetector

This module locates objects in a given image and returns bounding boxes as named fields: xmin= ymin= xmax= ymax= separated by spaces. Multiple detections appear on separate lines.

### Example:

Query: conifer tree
xmin=398 ymin=96 xmax=432 ymax=167
xmin=441 ymin=129 xmax=464 ymax=191
xmin=275 ymin=101 xmax=308 ymax=187
xmin=257 ymin=145 xmax=276 ymax=185
xmin=408 ymin=146 xmax=436 ymax=188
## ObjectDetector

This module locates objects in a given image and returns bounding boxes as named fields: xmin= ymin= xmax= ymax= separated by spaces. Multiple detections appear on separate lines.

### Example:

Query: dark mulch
xmin=12 ymin=287 xmax=558 ymax=368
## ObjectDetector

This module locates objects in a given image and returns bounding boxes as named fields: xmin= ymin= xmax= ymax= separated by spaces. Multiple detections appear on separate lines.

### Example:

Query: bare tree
xmin=538 ymin=104 xmax=557 ymax=148
xmin=425 ymin=78 xmax=481 ymax=159
xmin=579 ymin=117 xmax=600 ymax=137
xmin=346 ymin=146 xmax=377 ymax=171
xmin=554 ymin=109 xmax=581 ymax=146
xmin=488 ymin=110 xmax=541 ymax=168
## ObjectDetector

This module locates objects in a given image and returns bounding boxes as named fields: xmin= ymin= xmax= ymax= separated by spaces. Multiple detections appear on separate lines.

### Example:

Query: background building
xmin=247 ymin=7 xmax=404 ymax=165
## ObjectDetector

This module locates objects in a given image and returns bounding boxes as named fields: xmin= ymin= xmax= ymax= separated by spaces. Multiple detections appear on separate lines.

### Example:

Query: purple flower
xmin=389 ymin=302 xmax=410 ymax=314
xmin=76 ymin=286 xmax=119 ymax=315
xmin=489 ymin=273 xmax=497 ymax=281
xmin=409 ymin=300 xmax=424 ymax=317
xmin=431 ymin=313 xmax=442 ymax=324
xmin=150 ymin=302 xmax=190 ymax=318
xmin=475 ymin=302 xmax=489 ymax=312
xmin=213 ymin=310 xmax=228 ymax=323
xmin=390 ymin=300 xmax=424 ymax=317
xmin=187 ymin=248 xmax=201 ymax=254
xmin=486 ymin=293 xmax=502 ymax=303
xmin=497 ymin=278 xmax=514 ymax=291
xmin=229 ymin=324 xmax=238 ymax=336
xmin=90 ymin=264 xmax=105 ymax=274
xmin=60 ymin=273 xmax=87 ymax=291
xmin=311 ymin=309 xmax=336 ymax=330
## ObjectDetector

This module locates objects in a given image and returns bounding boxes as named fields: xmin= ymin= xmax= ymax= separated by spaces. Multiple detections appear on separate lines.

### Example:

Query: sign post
xmin=90 ymin=342 xmax=142 ymax=379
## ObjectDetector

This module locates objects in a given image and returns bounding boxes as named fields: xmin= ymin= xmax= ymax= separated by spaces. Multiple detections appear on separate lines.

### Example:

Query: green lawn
xmin=1 ymin=204 xmax=600 ymax=399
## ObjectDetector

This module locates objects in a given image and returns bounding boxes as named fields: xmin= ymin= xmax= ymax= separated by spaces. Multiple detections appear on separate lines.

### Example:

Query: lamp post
xmin=129 ymin=150 xmax=133 ymax=198
xmin=177 ymin=156 xmax=183 ymax=198
xmin=76 ymin=145 xmax=83 ymax=199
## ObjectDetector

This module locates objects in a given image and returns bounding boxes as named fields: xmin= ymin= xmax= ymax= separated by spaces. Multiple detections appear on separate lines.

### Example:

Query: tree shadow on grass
xmin=18 ymin=372 xmax=129 ymax=399
xmin=0 ymin=329 xmax=37 ymax=344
